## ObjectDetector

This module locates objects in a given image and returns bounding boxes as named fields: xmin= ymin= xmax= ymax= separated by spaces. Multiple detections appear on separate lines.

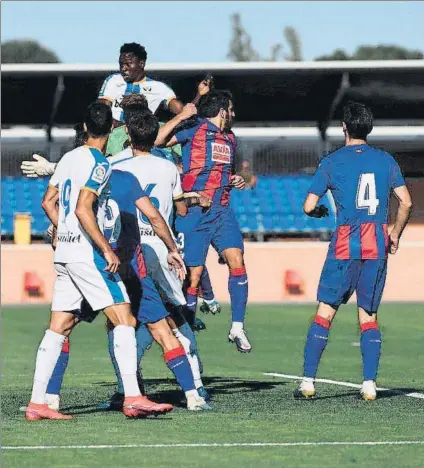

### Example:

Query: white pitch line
xmin=264 ymin=373 xmax=424 ymax=399
xmin=3 ymin=441 xmax=424 ymax=451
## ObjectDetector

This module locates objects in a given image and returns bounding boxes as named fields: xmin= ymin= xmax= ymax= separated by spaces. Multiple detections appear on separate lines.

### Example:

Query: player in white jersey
xmin=25 ymin=103 xmax=173 ymax=420
xmin=98 ymin=42 xmax=182 ymax=123
xmin=108 ymin=110 xmax=212 ymax=402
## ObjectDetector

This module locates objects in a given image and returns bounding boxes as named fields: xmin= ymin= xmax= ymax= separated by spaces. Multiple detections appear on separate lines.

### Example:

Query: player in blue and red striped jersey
xmin=157 ymin=90 xmax=251 ymax=353
xmin=297 ymin=101 xmax=413 ymax=401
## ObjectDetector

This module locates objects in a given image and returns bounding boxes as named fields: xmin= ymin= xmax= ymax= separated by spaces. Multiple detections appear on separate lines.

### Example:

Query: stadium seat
xmin=230 ymin=175 xmax=336 ymax=235
xmin=0 ymin=175 xmax=336 ymax=237
xmin=1 ymin=177 xmax=50 ymax=236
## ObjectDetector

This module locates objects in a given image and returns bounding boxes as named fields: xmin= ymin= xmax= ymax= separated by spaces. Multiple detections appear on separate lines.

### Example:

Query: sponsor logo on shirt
xmin=211 ymin=142 xmax=231 ymax=163
xmin=143 ymin=87 xmax=152 ymax=92
xmin=57 ymin=232 xmax=82 ymax=243
xmin=91 ymin=164 xmax=107 ymax=184
xmin=139 ymin=228 xmax=157 ymax=237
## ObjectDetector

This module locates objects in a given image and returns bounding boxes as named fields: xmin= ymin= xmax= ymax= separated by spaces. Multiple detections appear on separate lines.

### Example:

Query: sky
xmin=2 ymin=1 xmax=424 ymax=64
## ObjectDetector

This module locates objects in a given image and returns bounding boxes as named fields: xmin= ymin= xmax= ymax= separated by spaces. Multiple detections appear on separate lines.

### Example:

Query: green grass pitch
xmin=2 ymin=303 xmax=424 ymax=467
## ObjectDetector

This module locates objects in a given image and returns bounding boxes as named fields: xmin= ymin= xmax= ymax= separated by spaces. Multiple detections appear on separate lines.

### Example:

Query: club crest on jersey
xmin=211 ymin=143 xmax=231 ymax=163
xmin=91 ymin=164 xmax=107 ymax=184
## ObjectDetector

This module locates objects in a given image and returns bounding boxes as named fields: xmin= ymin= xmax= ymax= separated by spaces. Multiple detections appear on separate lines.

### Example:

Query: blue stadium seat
xmin=229 ymin=175 xmax=336 ymax=235
xmin=1 ymin=177 xmax=50 ymax=236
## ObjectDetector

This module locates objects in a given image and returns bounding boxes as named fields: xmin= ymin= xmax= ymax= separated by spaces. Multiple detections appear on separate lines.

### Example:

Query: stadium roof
xmin=2 ymin=60 xmax=424 ymax=75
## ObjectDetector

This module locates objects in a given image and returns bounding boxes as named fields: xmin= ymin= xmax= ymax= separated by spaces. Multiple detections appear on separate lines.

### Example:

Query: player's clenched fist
xmin=230 ymin=174 xmax=246 ymax=190
xmin=389 ymin=232 xmax=399 ymax=254
xmin=103 ymin=249 xmax=121 ymax=273
xmin=180 ymin=103 xmax=197 ymax=120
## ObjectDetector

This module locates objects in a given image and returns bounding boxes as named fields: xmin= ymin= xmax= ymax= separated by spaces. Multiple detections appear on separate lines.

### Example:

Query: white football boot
xmin=228 ymin=328 xmax=252 ymax=353
xmin=361 ymin=380 xmax=377 ymax=401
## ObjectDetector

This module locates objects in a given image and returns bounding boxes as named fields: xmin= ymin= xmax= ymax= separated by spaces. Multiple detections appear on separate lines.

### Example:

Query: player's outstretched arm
xmin=154 ymin=104 xmax=197 ymax=147
xmin=75 ymin=189 xmax=120 ymax=273
xmin=41 ymin=185 xmax=60 ymax=227
xmin=303 ymin=194 xmax=329 ymax=218
xmin=21 ymin=154 xmax=57 ymax=178
xmin=389 ymin=185 xmax=413 ymax=254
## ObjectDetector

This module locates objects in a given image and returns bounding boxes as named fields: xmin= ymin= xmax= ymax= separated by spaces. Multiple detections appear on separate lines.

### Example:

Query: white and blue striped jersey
xmin=50 ymin=145 xmax=111 ymax=263
xmin=109 ymin=148 xmax=183 ymax=243
xmin=98 ymin=73 xmax=177 ymax=122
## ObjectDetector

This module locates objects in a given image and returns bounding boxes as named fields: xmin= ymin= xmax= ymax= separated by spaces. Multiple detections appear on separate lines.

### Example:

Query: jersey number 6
xmin=356 ymin=173 xmax=380 ymax=215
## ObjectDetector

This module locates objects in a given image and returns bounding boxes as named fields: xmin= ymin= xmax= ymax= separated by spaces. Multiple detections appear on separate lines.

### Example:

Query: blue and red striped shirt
xmin=309 ymin=144 xmax=405 ymax=260
xmin=174 ymin=119 xmax=236 ymax=206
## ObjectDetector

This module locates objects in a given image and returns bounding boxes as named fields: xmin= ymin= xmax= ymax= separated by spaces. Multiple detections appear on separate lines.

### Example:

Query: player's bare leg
xmin=148 ymin=319 xmax=211 ymax=411
xmin=296 ymin=302 xmax=337 ymax=399
xmin=26 ymin=312 xmax=79 ymax=420
xmin=358 ymin=307 xmax=380 ymax=401
xmin=104 ymin=303 xmax=173 ymax=417
xmin=220 ymin=248 xmax=251 ymax=353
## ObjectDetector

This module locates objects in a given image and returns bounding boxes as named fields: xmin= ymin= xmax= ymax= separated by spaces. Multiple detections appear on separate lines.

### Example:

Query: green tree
xmin=1 ymin=40 xmax=60 ymax=63
xmin=227 ymin=13 xmax=260 ymax=62
xmin=283 ymin=26 xmax=303 ymax=61
xmin=315 ymin=44 xmax=423 ymax=61
xmin=227 ymin=13 xmax=302 ymax=61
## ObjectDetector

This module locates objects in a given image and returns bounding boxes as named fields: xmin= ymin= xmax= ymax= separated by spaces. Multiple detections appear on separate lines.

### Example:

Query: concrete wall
xmin=2 ymin=225 xmax=423 ymax=306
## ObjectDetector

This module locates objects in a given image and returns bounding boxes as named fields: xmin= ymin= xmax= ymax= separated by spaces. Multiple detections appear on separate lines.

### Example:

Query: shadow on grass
xmin=61 ymin=377 xmax=288 ymax=414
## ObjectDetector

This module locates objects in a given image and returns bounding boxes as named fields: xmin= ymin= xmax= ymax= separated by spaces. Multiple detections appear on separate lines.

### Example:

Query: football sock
xmin=30 ymin=329 xmax=66 ymax=404
xmin=113 ymin=325 xmax=140 ymax=397
xmin=360 ymin=322 xmax=382 ymax=381
xmin=107 ymin=330 xmax=124 ymax=394
xmin=46 ymin=339 xmax=70 ymax=396
xmin=108 ymin=325 xmax=150 ymax=395
xmin=173 ymin=326 xmax=203 ymax=389
xmin=186 ymin=287 xmax=199 ymax=316
xmin=229 ymin=267 xmax=248 ymax=324
xmin=164 ymin=346 xmax=196 ymax=393
xmin=199 ymin=267 xmax=214 ymax=301
xmin=303 ymin=316 xmax=330 ymax=379
xmin=136 ymin=324 xmax=154 ymax=366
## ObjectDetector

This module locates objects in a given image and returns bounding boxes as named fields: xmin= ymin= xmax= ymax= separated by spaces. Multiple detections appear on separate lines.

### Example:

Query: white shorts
xmin=51 ymin=261 xmax=130 ymax=313
xmin=141 ymin=241 xmax=186 ymax=306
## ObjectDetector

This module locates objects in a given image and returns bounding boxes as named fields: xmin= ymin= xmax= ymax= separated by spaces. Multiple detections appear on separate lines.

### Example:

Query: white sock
xmin=231 ymin=321 xmax=243 ymax=334
xmin=173 ymin=329 xmax=203 ymax=389
xmin=113 ymin=325 xmax=140 ymax=397
xmin=203 ymin=298 xmax=215 ymax=305
xmin=185 ymin=389 xmax=200 ymax=400
xmin=30 ymin=330 xmax=66 ymax=404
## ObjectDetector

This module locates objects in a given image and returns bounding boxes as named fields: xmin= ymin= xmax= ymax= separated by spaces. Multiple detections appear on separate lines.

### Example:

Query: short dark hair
xmin=343 ymin=101 xmax=373 ymax=139
xmin=73 ymin=123 xmax=87 ymax=147
xmin=120 ymin=43 xmax=147 ymax=61
xmin=121 ymin=94 xmax=149 ymax=124
xmin=198 ymin=90 xmax=233 ymax=118
xmin=84 ymin=102 xmax=112 ymax=138
xmin=127 ymin=110 xmax=159 ymax=152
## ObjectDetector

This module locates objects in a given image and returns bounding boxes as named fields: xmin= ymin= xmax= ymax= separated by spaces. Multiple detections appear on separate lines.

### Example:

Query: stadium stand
xmin=1 ymin=176 xmax=335 ymax=238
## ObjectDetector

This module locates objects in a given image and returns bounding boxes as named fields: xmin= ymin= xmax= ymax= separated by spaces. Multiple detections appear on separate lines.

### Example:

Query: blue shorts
xmin=175 ymin=205 xmax=243 ymax=267
xmin=79 ymin=262 xmax=168 ymax=325
xmin=317 ymin=258 xmax=388 ymax=313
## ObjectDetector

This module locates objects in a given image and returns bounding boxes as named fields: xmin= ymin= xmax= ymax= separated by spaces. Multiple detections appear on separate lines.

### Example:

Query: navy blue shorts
xmin=175 ymin=205 xmax=243 ymax=267
xmin=317 ymin=258 xmax=388 ymax=313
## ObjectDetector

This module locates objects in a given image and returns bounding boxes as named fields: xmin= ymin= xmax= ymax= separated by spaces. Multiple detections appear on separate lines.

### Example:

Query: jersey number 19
xmin=356 ymin=173 xmax=380 ymax=215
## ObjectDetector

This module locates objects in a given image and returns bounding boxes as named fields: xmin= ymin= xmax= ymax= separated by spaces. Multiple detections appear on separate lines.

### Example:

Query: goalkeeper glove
xmin=21 ymin=154 xmax=56 ymax=178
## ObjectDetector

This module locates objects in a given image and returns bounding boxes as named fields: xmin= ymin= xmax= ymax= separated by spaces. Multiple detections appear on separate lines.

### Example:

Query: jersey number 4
xmin=356 ymin=173 xmax=380 ymax=215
